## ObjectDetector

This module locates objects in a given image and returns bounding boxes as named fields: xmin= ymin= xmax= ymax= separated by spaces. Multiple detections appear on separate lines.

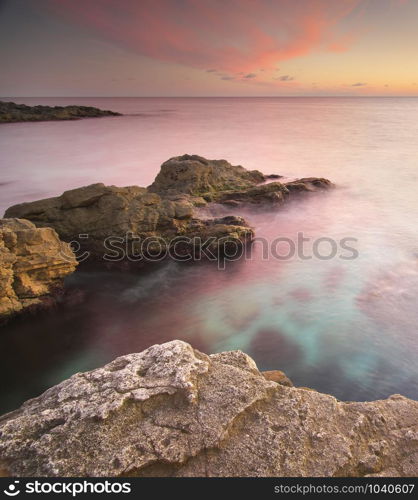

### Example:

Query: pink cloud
xmin=46 ymin=0 xmax=366 ymax=74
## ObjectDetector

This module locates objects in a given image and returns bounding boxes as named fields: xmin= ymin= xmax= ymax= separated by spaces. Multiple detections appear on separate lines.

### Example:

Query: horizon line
xmin=2 ymin=95 xmax=418 ymax=99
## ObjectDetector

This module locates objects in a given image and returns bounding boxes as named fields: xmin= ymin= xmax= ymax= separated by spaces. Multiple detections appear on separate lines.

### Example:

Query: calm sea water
xmin=1 ymin=97 xmax=418 ymax=414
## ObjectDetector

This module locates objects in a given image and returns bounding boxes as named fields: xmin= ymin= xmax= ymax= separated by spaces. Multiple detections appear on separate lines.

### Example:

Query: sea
xmin=1 ymin=96 xmax=418 ymax=414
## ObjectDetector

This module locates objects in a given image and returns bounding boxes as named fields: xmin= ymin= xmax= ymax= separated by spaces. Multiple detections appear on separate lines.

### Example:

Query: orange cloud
xmin=46 ymin=0 xmax=365 ymax=74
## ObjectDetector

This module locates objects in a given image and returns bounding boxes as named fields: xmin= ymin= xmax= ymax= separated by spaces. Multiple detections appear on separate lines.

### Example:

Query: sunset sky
xmin=1 ymin=0 xmax=417 ymax=97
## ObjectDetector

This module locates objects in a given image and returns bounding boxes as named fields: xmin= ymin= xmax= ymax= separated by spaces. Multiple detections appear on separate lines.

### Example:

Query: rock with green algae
xmin=218 ymin=181 xmax=289 ymax=205
xmin=148 ymin=154 xmax=333 ymax=205
xmin=0 ymin=340 xmax=417 ymax=477
xmin=148 ymin=154 xmax=266 ymax=196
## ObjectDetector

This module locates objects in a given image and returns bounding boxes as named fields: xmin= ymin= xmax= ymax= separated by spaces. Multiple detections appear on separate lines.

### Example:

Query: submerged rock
xmin=0 ymin=100 xmax=121 ymax=123
xmin=0 ymin=340 xmax=416 ymax=477
xmin=0 ymin=218 xmax=77 ymax=320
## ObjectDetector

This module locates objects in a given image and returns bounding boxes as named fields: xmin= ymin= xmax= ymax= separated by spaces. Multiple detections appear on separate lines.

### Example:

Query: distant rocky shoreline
xmin=0 ymin=100 xmax=121 ymax=123
xmin=0 ymin=154 xmax=333 ymax=322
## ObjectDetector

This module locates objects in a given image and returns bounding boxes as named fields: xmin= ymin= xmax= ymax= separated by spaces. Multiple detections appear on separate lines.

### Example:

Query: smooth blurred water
xmin=1 ymin=97 xmax=418 ymax=414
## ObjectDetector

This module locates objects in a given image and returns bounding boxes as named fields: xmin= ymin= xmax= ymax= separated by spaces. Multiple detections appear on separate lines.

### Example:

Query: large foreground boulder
xmin=0 ymin=340 xmax=416 ymax=477
xmin=0 ymin=218 xmax=77 ymax=320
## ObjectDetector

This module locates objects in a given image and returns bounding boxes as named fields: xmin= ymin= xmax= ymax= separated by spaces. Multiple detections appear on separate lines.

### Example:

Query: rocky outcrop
xmin=5 ymin=184 xmax=253 ymax=259
xmin=148 ymin=154 xmax=265 ymax=196
xmin=0 ymin=340 xmax=416 ymax=477
xmin=0 ymin=100 xmax=121 ymax=123
xmin=4 ymin=155 xmax=333 ymax=260
xmin=148 ymin=155 xmax=333 ymax=205
xmin=0 ymin=218 xmax=77 ymax=320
